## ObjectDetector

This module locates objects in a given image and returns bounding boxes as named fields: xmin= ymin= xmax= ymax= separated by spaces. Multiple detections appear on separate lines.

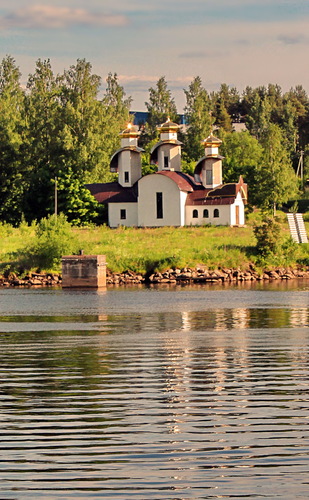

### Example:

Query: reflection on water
xmin=0 ymin=286 xmax=308 ymax=499
xmin=0 ymin=306 xmax=308 ymax=332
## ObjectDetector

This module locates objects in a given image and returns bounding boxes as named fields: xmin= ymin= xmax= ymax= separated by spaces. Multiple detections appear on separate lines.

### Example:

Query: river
xmin=0 ymin=282 xmax=308 ymax=499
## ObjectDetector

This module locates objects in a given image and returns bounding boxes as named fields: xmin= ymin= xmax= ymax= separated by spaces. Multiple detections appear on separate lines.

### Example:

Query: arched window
xmin=192 ymin=209 xmax=198 ymax=219
xmin=214 ymin=208 xmax=219 ymax=218
xmin=203 ymin=209 xmax=209 ymax=218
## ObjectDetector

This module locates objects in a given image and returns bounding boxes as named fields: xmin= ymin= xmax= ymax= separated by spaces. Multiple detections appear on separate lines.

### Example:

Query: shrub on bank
xmin=21 ymin=214 xmax=79 ymax=271
xmin=253 ymin=215 xmax=302 ymax=268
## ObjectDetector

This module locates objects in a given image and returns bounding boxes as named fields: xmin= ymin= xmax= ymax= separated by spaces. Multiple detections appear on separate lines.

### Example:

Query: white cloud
xmin=118 ymin=74 xmax=193 ymax=84
xmin=277 ymin=34 xmax=307 ymax=45
xmin=1 ymin=4 xmax=129 ymax=29
xmin=174 ymin=17 xmax=309 ymax=56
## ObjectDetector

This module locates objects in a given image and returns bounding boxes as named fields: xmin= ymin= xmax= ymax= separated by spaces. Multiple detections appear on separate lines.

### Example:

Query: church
xmin=86 ymin=120 xmax=247 ymax=227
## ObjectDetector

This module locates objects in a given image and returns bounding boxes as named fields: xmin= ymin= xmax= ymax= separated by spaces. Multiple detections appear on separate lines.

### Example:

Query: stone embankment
xmin=0 ymin=273 xmax=62 ymax=287
xmin=106 ymin=266 xmax=309 ymax=285
xmin=1 ymin=267 xmax=309 ymax=287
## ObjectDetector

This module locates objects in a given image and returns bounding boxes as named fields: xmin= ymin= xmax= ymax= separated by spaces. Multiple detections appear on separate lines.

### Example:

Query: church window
xmin=164 ymin=156 xmax=169 ymax=169
xmin=192 ymin=209 xmax=198 ymax=218
xmin=156 ymin=192 xmax=163 ymax=219
xmin=206 ymin=170 xmax=213 ymax=185
xmin=120 ymin=209 xmax=126 ymax=220
xmin=124 ymin=171 xmax=129 ymax=183
xmin=214 ymin=209 xmax=219 ymax=218
xmin=203 ymin=209 xmax=209 ymax=218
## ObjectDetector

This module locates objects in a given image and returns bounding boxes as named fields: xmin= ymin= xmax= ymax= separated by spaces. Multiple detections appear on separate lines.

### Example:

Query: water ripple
xmin=0 ymin=289 xmax=308 ymax=498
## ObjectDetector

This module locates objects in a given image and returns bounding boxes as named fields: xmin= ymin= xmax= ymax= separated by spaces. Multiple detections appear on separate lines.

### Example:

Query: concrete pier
xmin=62 ymin=255 xmax=106 ymax=288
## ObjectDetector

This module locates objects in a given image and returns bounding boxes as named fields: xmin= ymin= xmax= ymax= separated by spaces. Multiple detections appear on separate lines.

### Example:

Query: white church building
xmin=87 ymin=120 xmax=247 ymax=227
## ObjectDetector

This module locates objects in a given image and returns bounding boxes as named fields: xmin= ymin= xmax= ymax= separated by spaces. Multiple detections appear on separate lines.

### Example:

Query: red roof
xmin=186 ymin=176 xmax=248 ymax=206
xmin=86 ymin=182 xmax=138 ymax=204
xmin=186 ymin=191 xmax=235 ymax=206
xmin=86 ymin=173 xmax=247 ymax=206
xmin=156 ymin=170 xmax=197 ymax=191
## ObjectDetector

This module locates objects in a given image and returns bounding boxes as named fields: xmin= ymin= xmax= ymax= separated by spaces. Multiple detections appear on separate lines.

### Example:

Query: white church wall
xmin=230 ymin=192 xmax=245 ymax=226
xmin=185 ymin=204 xmax=231 ymax=226
xmin=138 ymin=174 xmax=182 ymax=227
xmin=158 ymin=144 xmax=181 ymax=171
xmin=109 ymin=203 xmax=138 ymax=228
xmin=180 ymin=191 xmax=187 ymax=226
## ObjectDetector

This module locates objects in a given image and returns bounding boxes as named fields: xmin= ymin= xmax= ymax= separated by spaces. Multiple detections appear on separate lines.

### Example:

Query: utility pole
xmin=296 ymin=150 xmax=304 ymax=188
xmin=55 ymin=177 xmax=58 ymax=216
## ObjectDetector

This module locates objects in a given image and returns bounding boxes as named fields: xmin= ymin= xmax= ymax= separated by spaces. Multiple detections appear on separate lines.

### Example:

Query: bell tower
xmin=194 ymin=134 xmax=223 ymax=188
xmin=150 ymin=119 xmax=182 ymax=172
xmin=110 ymin=124 xmax=143 ymax=187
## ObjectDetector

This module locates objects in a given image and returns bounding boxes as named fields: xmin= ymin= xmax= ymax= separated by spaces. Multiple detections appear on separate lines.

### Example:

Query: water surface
xmin=0 ymin=283 xmax=308 ymax=499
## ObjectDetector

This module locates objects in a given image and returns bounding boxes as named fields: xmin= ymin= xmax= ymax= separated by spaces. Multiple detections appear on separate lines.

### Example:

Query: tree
xmin=284 ymin=85 xmax=309 ymax=150
xmin=0 ymin=56 xmax=26 ymax=224
xmin=266 ymin=83 xmax=283 ymax=123
xmin=254 ymin=216 xmax=282 ymax=257
xmin=257 ymin=124 xmax=299 ymax=214
xmin=215 ymin=99 xmax=233 ymax=132
xmin=183 ymin=76 xmax=213 ymax=161
xmin=244 ymin=91 xmax=272 ymax=140
xmin=95 ymin=72 xmax=132 ymax=182
xmin=220 ymin=130 xmax=263 ymax=206
xmin=56 ymin=167 xmax=103 ymax=225
xmin=103 ymin=72 xmax=132 ymax=116
xmin=145 ymin=76 xmax=178 ymax=140
xmin=22 ymin=60 xmax=132 ymax=223
xmin=280 ymin=100 xmax=298 ymax=154
xmin=23 ymin=59 xmax=63 ymax=221
xmin=212 ymin=84 xmax=241 ymax=117
xmin=211 ymin=84 xmax=240 ymax=131
xmin=60 ymin=59 xmax=104 ymax=180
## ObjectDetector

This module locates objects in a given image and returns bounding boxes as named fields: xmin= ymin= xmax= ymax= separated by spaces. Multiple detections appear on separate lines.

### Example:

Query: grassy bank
xmin=0 ymin=212 xmax=308 ymax=276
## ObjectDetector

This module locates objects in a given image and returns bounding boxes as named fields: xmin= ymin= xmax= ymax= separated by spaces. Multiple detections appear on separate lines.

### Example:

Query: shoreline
xmin=1 ymin=266 xmax=309 ymax=287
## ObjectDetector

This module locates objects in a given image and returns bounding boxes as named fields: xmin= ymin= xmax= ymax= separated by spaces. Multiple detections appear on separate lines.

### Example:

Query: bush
xmin=23 ymin=214 xmax=79 ymax=271
xmin=253 ymin=217 xmax=281 ymax=257
xmin=253 ymin=216 xmax=301 ymax=266
xmin=0 ymin=222 xmax=14 ymax=238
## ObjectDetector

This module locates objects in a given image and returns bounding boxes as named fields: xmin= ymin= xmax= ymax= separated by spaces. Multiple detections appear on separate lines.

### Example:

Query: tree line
xmin=0 ymin=56 xmax=307 ymax=225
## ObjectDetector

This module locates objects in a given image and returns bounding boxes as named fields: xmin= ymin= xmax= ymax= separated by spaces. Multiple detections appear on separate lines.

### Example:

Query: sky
xmin=1 ymin=0 xmax=309 ymax=111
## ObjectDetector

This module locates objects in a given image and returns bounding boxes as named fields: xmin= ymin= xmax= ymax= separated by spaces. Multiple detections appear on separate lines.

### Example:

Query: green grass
xmin=0 ymin=212 xmax=308 ymax=275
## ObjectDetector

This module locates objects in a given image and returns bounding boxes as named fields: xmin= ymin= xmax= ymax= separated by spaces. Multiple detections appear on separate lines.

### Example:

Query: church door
xmin=235 ymin=205 xmax=240 ymax=225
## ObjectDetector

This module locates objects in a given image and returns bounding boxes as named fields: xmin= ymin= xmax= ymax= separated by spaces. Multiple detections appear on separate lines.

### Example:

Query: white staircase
xmin=295 ymin=213 xmax=308 ymax=243
xmin=287 ymin=213 xmax=308 ymax=243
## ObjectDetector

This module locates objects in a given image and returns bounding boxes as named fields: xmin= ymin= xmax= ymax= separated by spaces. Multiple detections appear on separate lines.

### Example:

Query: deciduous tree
xmin=145 ymin=77 xmax=178 ymax=140
xmin=257 ymin=124 xmax=299 ymax=214
xmin=23 ymin=59 xmax=62 ymax=220
xmin=220 ymin=130 xmax=263 ymax=206
xmin=0 ymin=56 xmax=26 ymax=224
xmin=183 ymin=76 xmax=213 ymax=161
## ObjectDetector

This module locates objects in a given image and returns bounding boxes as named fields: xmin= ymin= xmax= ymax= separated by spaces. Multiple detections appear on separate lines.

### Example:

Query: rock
xmin=29 ymin=279 xmax=44 ymax=286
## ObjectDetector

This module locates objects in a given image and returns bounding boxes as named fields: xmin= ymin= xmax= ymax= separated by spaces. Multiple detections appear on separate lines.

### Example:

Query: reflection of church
xmin=87 ymin=120 xmax=247 ymax=227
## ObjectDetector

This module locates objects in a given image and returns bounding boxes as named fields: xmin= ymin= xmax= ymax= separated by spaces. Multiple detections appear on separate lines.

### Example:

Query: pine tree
xmin=244 ymin=92 xmax=272 ymax=140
